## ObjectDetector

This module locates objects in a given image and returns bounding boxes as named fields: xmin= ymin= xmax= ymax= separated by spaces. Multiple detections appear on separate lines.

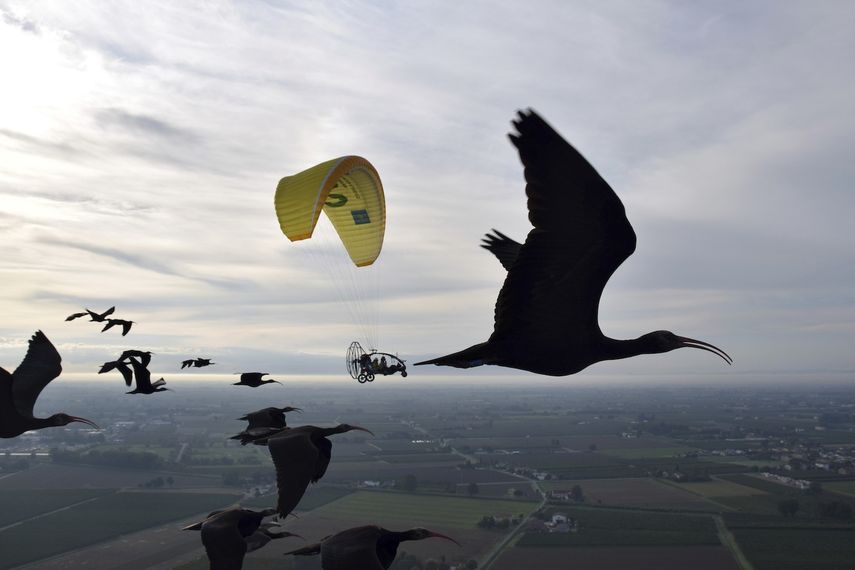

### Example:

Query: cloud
xmin=1 ymin=1 xmax=853 ymax=378
xmin=93 ymin=108 xmax=198 ymax=144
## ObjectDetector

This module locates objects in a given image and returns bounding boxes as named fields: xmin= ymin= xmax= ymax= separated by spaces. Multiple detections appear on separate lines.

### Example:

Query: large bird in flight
xmin=268 ymin=424 xmax=373 ymax=517
xmin=286 ymin=525 xmax=459 ymax=569
xmin=182 ymin=357 xmax=214 ymax=369
xmin=233 ymin=372 xmax=280 ymax=387
xmin=183 ymin=507 xmax=301 ymax=570
xmin=230 ymin=406 xmax=302 ymax=445
xmin=417 ymin=109 xmax=731 ymax=376
xmin=102 ymin=318 xmax=134 ymax=336
xmin=1 ymin=331 xmax=99 ymax=438
xmin=125 ymin=356 xmax=169 ymax=394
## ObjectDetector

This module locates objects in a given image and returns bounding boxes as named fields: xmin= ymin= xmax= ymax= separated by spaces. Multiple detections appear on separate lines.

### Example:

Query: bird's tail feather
xmin=414 ymin=342 xmax=492 ymax=368
xmin=285 ymin=543 xmax=321 ymax=556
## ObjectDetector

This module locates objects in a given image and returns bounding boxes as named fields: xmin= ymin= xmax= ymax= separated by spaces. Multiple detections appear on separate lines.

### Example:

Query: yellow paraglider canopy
xmin=274 ymin=156 xmax=385 ymax=267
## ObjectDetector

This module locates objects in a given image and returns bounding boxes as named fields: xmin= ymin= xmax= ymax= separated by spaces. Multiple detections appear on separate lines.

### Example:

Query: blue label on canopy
xmin=351 ymin=209 xmax=371 ymax=225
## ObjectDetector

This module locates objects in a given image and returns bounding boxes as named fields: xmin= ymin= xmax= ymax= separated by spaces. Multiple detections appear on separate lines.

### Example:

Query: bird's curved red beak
xmin=426 ymin=530 xmax=461 ymax=546
xmin=350 ymin=425 xmax=375 ymax=436
xmin=677 ymin=336 xmax=732 ymax=365
xmin=71 ymin=416 xmax=100 ymax=429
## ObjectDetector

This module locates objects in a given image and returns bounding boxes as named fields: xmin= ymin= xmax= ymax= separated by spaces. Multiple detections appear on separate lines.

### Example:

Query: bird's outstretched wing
xmin=127 ymin=357 xmax=152 ymax=391
xmin=229 ymin=426 xmax=287 ymax=445
xmin=120 ymin=350 xmax=151 ymax=367
xmin=87 ymin=306 xmax=115 ymax=321
xmin=267 ymin=429 xmax=319 ymax=517
xmin=200 ymin=515 xmax=248 ymax=570
xmin=11 ymin=331 xmax=62 ymax=419
xmin=491 ymin=109 xmax=636 ymax=343
xmin=481 ymin=229 xmax=522 ymax=271
xmin=99 ymin=361 xmax=133 ymax=386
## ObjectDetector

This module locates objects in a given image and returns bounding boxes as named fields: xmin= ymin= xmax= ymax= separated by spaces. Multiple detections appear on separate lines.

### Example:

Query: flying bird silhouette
xmin=86 ymin=306 xmax=116 ymax=322
xmin=99 ymin=350 xmax=153 ymax=386
xmin=183 ymin=507 xmax=302 ymax=570
xmin=102 ymin=318 xmax=134 ymax=336
xmin=268 ymin=424 xmax=373 ymax=517
xmin=65 ymin=306 xmax=115 ymax=322
xmin=125 ymin=356 xmax=168 ymax=394
xmin=98 ymin=359 xmax=134 ymax=386
xmin=416 ymin=109 xmax=731 ymax=376
xmin=286 ymin=525 xmax=459 ymax=569
xmin=182 ymin=358 xmax=214 ymax=369
xmin=1 ymin=331 xmax=99 ymax=438
xmin=233 ymin=372 xmax=280 ymax=387
xmin=119 ymin=350 xmax=153 ymax=366
xmin=230 ymin=406 xmax=302 ymax=445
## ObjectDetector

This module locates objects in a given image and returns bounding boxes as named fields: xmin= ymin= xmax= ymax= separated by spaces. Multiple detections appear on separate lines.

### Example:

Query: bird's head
xmin=641 ymin=331 xmax=732 ymax=364
xmin=50 ymin=413 xmax=100 ymax=429
xmin=262 ymin=379 xmax=282 ymax=385
xmin=401 ymin=528 xmax=461 ymax=546
xmin=336 ymin=424 xmax=374 ymax=436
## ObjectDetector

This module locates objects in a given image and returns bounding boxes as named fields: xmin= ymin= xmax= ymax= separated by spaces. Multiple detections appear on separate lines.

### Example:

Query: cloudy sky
xmin=1 ymin=1 xmax=853 ymax=383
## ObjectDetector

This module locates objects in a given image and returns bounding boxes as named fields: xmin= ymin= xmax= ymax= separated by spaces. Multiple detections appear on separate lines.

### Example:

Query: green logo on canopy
xmin=325 ymin=193 xmax=348 ymax=207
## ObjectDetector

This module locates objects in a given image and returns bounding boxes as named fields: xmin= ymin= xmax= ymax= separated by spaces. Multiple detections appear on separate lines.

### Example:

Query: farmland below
xmin=3 ymin=381 xmax=855 ymax=569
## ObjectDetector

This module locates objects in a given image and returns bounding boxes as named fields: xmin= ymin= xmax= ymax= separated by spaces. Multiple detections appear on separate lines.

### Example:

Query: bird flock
xmin=0 ymin=109 xmax=733 ymax=569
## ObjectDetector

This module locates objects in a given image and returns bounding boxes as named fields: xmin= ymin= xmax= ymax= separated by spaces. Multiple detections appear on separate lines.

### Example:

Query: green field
xmin=315 ymin=490 xmax=539 ymax=530
xmin=377 ymin=453 xmax=460 ymax=463
xmin=0 ymin=488 xmax=114 ymax=527
xmin=673 ymin=478 xmax=768 ymax=498
xmin=518 ymin=506 xmax=719 ymax=547
xmin=600 ymin=447 xmax=697 ymax=460
xmin=731 ymin=527 xmax=855 ymax=570
xmin=544 ymin=478 xmax=716 ymax=511
xmin=705 ymin=456 xmax=784 ymax=468
xmin=0 ymin=491 xmax=238 ymax=569
xmin=825 ymin=480 xmax=855 ymax=498
xmin=87 ymin=444 xmax=176 ymax=460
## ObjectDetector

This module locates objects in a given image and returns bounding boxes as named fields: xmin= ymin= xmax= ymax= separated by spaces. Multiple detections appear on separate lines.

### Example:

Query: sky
xmin=1 ymin=1 xmax=854 ymax=383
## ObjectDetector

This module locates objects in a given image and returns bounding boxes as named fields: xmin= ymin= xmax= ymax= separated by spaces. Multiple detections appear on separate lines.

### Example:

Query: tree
xmin=778 ymin=498 xmax=800 ymax=518
xmin=818 ymin=500 xmax=852 ymax=520
xmin=570 ymin=484 xmax=584 ymax=502
xmin=467 ymin=482 xmax=479 ymax=496
xmin=588 ymin=443 xmax=597 ymax=452
xmin=402 ymin=474 xmax=418 ymax=492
